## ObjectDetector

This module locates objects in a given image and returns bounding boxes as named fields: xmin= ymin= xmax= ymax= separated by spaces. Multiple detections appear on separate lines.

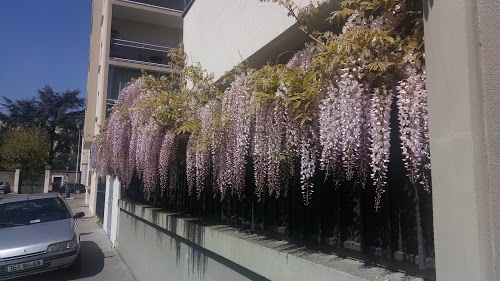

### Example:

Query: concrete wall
xmin=103 ymin=176 xmax=112 ymax=234
xmin=112 ymin=18 xmax=181 ymax=47
xmin=183 ymin=0 xmax=316 ymax=79
xmin=117 ymin=201 xmax=424 ymax=281
xmin=80 ymin=148 xmax=90 ymax=187
xmin=109 ymin=178 xmax=120 ymax=246
xmin=47 ymin=170 xmax=80 ymax=185
xmin=477 ymin=0 xmax=500 ymax=279
xmin=423 ymin=0 xmax=499 ymax=279
xmin=0 ymin=170 xmax=16 ymax=187
xmin=88 ymin=172 xmax=99 ymax=216
xmin=83 ymin=0 xmax=103 ymax=147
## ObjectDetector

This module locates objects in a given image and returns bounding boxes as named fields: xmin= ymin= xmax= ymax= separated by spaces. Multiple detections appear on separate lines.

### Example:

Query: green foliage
xmin=0 ymin=86 xmax=84 ymax=169
xmin=100 ymin=0 xmax=424 ymax=136
xmin=127 ymin=46 xmax=222 ymax=135
xmin=0 ymin=127 xmax=50 ymax=175
xmin=95 ymin=0 xmax=429 ymax=209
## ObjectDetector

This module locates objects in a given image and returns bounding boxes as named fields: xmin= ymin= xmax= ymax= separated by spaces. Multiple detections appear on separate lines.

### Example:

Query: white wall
xmin=88 ymin=172 xmax=98 ymax=215
xmin=183 ymin=0 xmax=315 ymax=79
xmin=103 ymin=175 xmax=112 ymax=234
xmin=110 ymin=178 xmax=120 ymax=247
xmin=424 ymin=0 xmax=500 ymax=279
xmin=477 ymin=0 xmax=500 ymax=279
xmin=118 ymin=201 xmax=423 ymax=281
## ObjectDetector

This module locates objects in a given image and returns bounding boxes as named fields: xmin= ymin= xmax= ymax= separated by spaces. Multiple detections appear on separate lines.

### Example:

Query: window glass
xmin=0 ymin=198 xmax=71 ymax=228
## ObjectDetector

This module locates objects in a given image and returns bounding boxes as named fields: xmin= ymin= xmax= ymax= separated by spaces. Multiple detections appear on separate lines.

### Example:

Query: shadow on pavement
xmin=14 ymin=241 xmax=105 ymax=281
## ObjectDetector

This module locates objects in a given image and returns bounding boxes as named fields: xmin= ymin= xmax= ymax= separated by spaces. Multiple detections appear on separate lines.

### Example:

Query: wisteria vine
xmin=91 ymin=0 xmax=430 ymax=211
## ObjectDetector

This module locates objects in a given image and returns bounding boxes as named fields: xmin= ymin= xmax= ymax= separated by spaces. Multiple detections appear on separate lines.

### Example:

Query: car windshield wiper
xmin=0 ymin=222 xmax=25 ymax=228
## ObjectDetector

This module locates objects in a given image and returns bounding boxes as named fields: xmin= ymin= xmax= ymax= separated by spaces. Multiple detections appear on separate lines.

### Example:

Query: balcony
xmin=116 ymin=0 xmax=186 ymax=12
xmin=106 ymin=98 xmax=118 ymax=118
xmin=109 ymin=39 xmax=171 ymax=67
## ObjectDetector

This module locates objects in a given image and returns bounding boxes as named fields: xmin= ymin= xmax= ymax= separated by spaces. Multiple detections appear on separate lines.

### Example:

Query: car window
xmin=0 ymin=198 xmax=72 ymax=228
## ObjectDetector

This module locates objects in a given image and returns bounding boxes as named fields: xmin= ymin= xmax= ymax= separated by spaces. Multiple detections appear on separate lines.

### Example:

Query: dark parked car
xmin=0 ymin=182 xmax=11 ymax=195
xmin=60 ymin=184 xmax=86 ymax=195
xmin=0 ymin=193 xmax=84 ymax=280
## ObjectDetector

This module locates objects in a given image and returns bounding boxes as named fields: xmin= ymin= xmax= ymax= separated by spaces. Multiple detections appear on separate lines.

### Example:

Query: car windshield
xmin=0 ymin=197 xmax=71 ymax=228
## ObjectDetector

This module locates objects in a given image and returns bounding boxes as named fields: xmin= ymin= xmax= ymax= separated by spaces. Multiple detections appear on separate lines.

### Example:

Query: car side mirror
xmin=74 ymin=212 xmax=85 ymax=219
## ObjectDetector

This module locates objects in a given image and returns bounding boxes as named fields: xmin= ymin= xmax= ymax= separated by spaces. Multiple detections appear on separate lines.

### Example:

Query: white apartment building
xmin=82 ymin=0 xmax=500 ymax=280
xmin=182 ymin=1 xmax=500 ymax=280
xmin=81 ymin=0 xmax=184 ymax=234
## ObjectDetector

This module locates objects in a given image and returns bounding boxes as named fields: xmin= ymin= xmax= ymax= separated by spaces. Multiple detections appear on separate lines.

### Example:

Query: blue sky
xmin=0 ymin=0 xmax=92 ymax=102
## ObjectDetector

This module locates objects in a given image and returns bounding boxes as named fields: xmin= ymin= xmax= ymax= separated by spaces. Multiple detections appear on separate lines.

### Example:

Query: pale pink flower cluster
xmin=319 ymin=69 xmax=369 ymax=181
xmin=368 ymin=87 xmax=393 ymax=210
xmin=159 ymin=131 xmax=176 ymax=196
xmin=93 ymin=4 xmax=431 ymax=210
xmin=139 ymin=123 xmax=164 ymax=199
xmin=299 ymin=131 xmax=317 ymax=205
xmin=92 ymin=78 xmax=182 ymax=201
xmin=397 ymin=57 xmax=430 ymax=191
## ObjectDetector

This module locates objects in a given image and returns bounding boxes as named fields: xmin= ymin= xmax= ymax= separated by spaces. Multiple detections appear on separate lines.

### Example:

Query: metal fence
xmin=117 ymin=0 xmax=186 ymax=11
xmin=19 ymin=176 xmax=45 ymax=194
xmin=109 ymin=39 xmax=172 ymax=66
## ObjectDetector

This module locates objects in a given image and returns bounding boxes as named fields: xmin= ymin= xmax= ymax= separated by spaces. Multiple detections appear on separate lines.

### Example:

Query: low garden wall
xmin=117 ymin=200 xmax=425 ymax=281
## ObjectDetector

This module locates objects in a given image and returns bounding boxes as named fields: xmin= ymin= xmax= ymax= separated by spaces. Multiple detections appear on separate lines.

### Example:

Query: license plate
xmin=6 ymin=260 xmax=43 ymax=272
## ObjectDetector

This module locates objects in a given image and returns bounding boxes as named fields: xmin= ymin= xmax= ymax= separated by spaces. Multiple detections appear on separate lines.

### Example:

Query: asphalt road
xmin=13 ymin=194 xmax=136 ymax=281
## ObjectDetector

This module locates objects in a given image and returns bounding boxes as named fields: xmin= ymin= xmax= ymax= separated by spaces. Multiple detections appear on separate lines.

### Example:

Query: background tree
xmin=0 ymin=127 xmax=50 ymax=176
xmin=0 ymin=85 xmax=85 ymax=169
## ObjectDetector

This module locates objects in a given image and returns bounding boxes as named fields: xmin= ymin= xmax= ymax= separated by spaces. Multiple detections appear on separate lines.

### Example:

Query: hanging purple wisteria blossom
xmin=368 ymin=87 xmax=393 ymax=211
xmin=319 ymin=69 xmax=369 ymax=182
xmin=299 ymin=129 xmax=317 ymax=206
xmin=99 ymin=79 xmax=145 ymax=187
xmin=286 ymin=43 xmax=316 ymax=69
xmin=193 ymin=101 xmax=218 ymax=198
xmin=118 ymin=79 xmax=143 ymax=107
xmin=90 ymin=1 xmax=431 ymax=211
xmin=92 ymin=140 xmax=112 ymax=180
xmin=222 ymin=76 xmax=253 ymax=197
xmin=106 ymin=112 xmax=131 ymax=183
xmin=159 ymin=131 xmax=177 ymax=196
xmin=186 ymin=134 xmax=196 ymax=196
xmin=138 ymin=123 xmax=163 ymax=199
xmin=397 ymin=60 xmax=431 ymax=191
xmin=252 ymin=103 xmax=268 ymax=200
xmin=266 ymin=102 xmax=289 ymax=198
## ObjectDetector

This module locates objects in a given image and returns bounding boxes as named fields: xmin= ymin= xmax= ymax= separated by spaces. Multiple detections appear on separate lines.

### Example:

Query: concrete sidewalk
xmin=15 ymin=194 xmax=136 ymax=281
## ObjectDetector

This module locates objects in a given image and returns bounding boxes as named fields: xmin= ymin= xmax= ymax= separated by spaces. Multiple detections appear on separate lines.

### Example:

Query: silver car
xmin=0 ymin=193 xmax=84 ymax=280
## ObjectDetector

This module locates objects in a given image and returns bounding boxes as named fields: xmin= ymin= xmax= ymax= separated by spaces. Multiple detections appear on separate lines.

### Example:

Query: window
xmin=0 ymin=198 xmax=72 ymax=228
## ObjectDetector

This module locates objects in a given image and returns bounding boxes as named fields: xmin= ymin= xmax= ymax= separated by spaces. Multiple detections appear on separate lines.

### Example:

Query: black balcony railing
xmin=119 ymin=0 xmax=186 ymax=11
xmin=110 ymin=39 xmax=172 ymax=67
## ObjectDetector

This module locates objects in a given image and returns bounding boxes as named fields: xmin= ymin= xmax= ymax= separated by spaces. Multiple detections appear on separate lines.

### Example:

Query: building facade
xmin=81 ymin=0 xmax=184 ymax=224
xmin=183 ymin=1 xmax=500 ymax=279
xmin=81 ymin=0 xmax=500 ymax=280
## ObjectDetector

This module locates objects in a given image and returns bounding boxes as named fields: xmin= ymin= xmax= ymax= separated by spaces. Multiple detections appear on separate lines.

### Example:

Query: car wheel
xmin=75 ymin=190 xmax=81 ymax=195
xmin=0 ymin=189 xmax=4 ymax=195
